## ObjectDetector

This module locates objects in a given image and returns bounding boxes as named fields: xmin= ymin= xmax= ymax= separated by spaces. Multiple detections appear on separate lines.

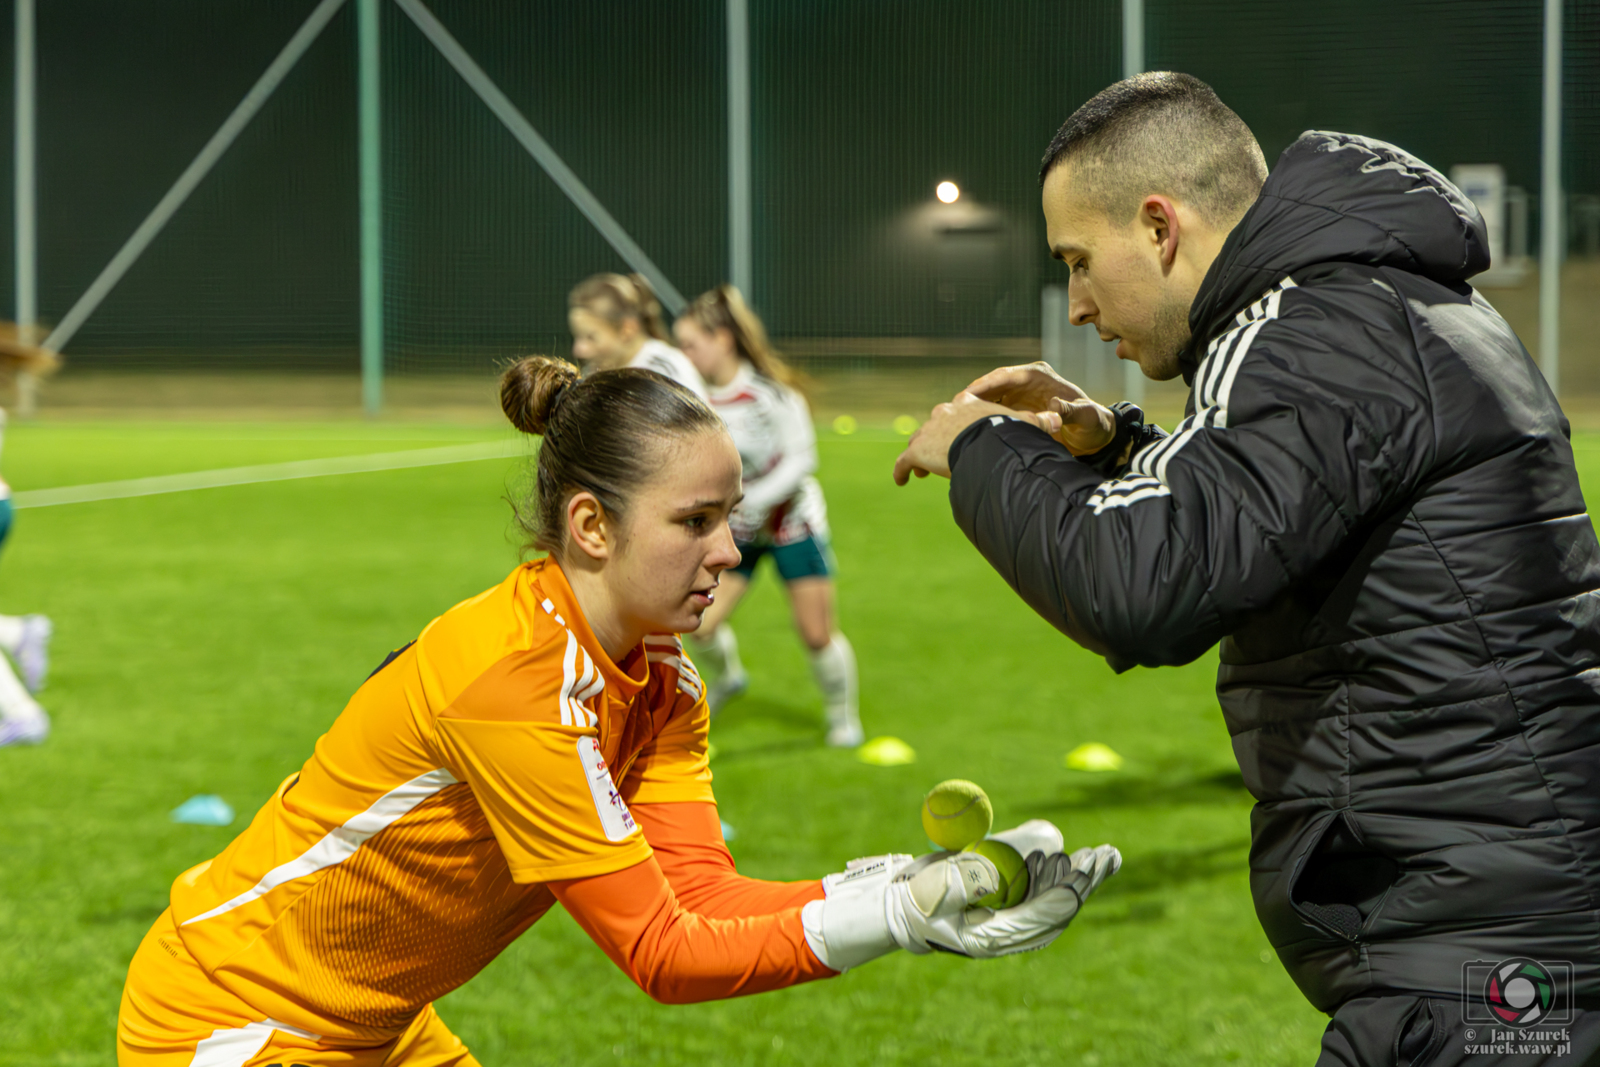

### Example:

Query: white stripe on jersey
xmin=180 ymin=768 xmax=461 ymax=927
xmin=1086 ymin=277 xmax=1297 ymax=515
xmin=188 ymin=1018 xmax=320 ymax=1067
xmin=644 ymin=635 xmax=704 ymax=701
xmin=540 ymin=594 xmax=604 ymax=726
xmin=559 ymin=630 xmax=601 ymax=727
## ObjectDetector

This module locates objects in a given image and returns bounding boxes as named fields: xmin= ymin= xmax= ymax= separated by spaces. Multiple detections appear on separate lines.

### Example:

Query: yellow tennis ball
xmin=966 ymin=838 xmax=1028 ymax=909
xmin=921 ymin=779 xmax=994 ymax=851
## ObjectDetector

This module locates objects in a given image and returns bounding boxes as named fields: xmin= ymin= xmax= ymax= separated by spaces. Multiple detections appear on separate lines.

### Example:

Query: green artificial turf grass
xmin=12 ymin=425 xmax=1600 ymax=1064
xmin=0 ymin=420 xmax=516 ymax=491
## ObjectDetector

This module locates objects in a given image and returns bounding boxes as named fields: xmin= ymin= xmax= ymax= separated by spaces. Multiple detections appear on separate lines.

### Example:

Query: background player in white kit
xmin=0 ymin=328 xmax=56 ymax=747
xmin=675 ymin=285 xmax=863 ymax=748
xmin=567 ymin=272 xmax=708 ymax=400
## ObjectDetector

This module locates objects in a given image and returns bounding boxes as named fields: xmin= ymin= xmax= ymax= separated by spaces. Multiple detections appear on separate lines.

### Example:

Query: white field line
xmin=12 ymin=439 xmax=526 ymax=509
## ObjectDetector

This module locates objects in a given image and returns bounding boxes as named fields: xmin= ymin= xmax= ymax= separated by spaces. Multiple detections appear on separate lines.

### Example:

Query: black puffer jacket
xmin=949 ymin=131 xmax=1600 ymax=1012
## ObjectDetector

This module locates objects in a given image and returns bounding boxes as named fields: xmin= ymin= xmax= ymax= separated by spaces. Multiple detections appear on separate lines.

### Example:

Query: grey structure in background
xmin=1120 ymin=0 xmax=1146 ymax=405
xmin=12 ymin=0 xmax=33 ymax=415
xmin=4 ymin=0 xmax=1596 ymax=393
xmin=727 ymin=0 xmax=752 ymax=300
xmin=38 ymin=0 xmax=349 ymax=357
xmin=359 ymin=0 xmax=382 ymax=414
xmin=1542 ymin=0 xmax=1564 ymax=393
xmin=1042 ymin=285 xmax=1121 ymax=401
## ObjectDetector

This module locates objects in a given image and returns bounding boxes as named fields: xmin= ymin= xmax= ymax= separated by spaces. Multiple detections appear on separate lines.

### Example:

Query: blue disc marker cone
xmin=171 ymin=794 xmax=235 ymax=826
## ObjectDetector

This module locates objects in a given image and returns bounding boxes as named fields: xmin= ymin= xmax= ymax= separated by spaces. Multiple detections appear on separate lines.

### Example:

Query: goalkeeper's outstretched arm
xmin=550 ymin=809 xmax=1121 ymax=1004
xmin=632 ymin=801 xmax=824 ymax=919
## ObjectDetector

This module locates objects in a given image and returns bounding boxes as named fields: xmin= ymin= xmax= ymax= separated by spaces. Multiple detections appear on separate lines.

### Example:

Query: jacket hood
xmin=1182 ymin=131 xmax=1490 ymax=377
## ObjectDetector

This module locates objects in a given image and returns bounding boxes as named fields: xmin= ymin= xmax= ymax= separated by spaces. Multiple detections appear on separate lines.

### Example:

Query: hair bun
xmin=500 ymin=355 xmax=580 ymax=435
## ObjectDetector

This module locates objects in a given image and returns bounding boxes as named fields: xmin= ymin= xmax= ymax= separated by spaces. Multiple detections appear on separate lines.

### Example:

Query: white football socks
xmin=692 ymin=625 xmax=743 ymax=679
xmin=0 ymin=651 xmax=44 ymax=729
xmin=691 ymin=625 xmax=748 ymax=715
xmin=0 ymin=614 xmax=22 ymax=656
xmin=811 ymin=633 xmax=862 ymax=747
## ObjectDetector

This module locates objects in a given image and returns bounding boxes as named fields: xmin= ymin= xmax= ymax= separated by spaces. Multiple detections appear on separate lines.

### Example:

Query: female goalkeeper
xmin=673 ymin=286 xmax=860 ymax=745
xmin=567 ymin=272 xmax=707 ymax=400
xmin=116 ymin=356 xmax=1119 ymax=1066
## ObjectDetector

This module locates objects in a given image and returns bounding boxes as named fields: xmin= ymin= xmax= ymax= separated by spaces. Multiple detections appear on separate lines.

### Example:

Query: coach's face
xmin=1042 ymin=165 xmax=1195 ymax=382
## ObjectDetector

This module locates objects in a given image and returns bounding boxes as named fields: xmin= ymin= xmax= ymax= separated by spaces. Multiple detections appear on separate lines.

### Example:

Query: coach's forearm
xmin=551 ymin=857 xmax=835 ymax=1005
xmin=949 ymin=418 xmax=1115 ymax=657
xmin=948 ymin=418 xmax=1222 ymax=670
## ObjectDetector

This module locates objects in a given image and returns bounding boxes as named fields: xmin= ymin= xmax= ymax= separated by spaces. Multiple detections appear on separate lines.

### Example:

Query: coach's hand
xmin=893 ymin=391 xmax=1061 ymax=485
xmin=965 ymin=361 xmax=1118 ymax=456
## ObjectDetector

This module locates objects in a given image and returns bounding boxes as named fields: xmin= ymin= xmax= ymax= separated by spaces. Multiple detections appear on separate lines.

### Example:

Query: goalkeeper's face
xmin=598 ymin=429 xmax=744 ymax=639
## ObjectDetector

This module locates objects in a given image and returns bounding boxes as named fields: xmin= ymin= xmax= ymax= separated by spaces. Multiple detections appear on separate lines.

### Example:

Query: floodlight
xmin=936 ymin=181 xmax=960 ymax=204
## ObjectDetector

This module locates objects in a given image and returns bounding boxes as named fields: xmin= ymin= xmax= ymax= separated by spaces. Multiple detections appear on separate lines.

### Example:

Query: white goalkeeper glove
xmin=800 ymin=824 xmax=1120 ymax=969
xmin=803 ymin=849 xmax=994 ymax=970
xmin=818 ymin=852 xmax=916 ymax=900
xmin=919 ymin=843 xmax=1121 ymax=958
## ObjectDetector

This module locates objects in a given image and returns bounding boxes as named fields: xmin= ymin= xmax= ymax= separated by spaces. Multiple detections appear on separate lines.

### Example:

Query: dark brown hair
xmin=499 ymin=355 xmax=723 ymax=552
xmin=567 ymin=273 xmax=670 ymax=342
xmin=679 ymin=284 xmax=803 ymax=392
xmin=1039 ymin=72 xmax=1266 ymax=226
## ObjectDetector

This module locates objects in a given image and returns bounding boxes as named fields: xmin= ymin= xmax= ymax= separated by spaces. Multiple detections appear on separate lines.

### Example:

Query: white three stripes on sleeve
xmin=644 ymin=634 xmax=704 ymax=702
xmin=551 ymin=619 xmax=604 ymax=728
xmin=1085 ymin=277 xmax=1297 ymax=515
xmin=541 ymin=595 xmax=605 ymax=727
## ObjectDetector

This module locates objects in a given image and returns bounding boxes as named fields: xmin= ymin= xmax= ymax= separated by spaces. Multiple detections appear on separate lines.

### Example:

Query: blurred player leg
xmin=788 ymin=576 xmax=862 ymax=747
xmin=0 ymin=651 xmax=46 ymax=746
xmin=702 ymin=625 xmax=748 ymax=715
xmin=0 ymin=492 xmax=49 ymax=743
xmin=689 ymin=569 xmax=750 ymax=715
xmin=811 ymin=632 xmax=861 ymax=747
xmin=0 ymin=612 xmax=51 ymax=692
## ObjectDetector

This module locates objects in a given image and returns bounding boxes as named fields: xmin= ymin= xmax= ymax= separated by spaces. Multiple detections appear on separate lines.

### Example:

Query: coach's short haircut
xmin=1039 ymin=72 xmax=1267 ymax=226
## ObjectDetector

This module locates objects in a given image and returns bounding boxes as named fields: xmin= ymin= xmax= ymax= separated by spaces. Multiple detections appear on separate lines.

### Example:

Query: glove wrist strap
xmin=801 ymin=892 xmax=898 ymax=972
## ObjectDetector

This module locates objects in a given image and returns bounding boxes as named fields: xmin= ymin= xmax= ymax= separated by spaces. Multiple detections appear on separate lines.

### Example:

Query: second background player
xmin=675 ymin=286 xmax=863 ymax=748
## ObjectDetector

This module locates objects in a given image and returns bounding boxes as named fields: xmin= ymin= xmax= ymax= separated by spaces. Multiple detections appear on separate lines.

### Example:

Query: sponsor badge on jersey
xmin=577 ymin=736 xmax=637 ymax=842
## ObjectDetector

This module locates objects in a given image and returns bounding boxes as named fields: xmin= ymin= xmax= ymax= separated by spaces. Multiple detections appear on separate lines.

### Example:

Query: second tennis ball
xmin=967 ymin=838 xmax=1029 ymax=909
xmin=921 ymin=779 xmax=994 ymax=850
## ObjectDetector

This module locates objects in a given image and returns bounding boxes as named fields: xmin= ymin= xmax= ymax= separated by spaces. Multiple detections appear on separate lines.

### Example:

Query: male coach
xmin=894 ymin=73 xmax=1600 ymax=1065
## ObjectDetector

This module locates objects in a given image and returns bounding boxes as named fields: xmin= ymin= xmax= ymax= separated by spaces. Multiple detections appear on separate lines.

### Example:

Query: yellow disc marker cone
xmin=1065 ymin=742 xmax=1125 ymax=772
xmin=856 ymin=736 xmax=916 ymax=766
xmin=832 ymin=414 xmax=858 ymax=435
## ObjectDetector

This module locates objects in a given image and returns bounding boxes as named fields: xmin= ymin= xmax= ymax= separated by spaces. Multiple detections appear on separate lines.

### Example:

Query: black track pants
xmin=1315 ymin=995 xmax=1600 ymax=1066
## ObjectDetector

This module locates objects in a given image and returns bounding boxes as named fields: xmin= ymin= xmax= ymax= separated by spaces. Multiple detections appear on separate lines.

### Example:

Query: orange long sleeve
xmin=631 ymin=801 xmax=824 ymax=918
xmin=550 ymin=851 xmax=835 ymax=1004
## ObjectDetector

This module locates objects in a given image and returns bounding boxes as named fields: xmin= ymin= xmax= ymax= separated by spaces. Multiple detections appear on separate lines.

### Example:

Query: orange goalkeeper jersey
xmin=167 ymin=559 xmax=725 ymax=1042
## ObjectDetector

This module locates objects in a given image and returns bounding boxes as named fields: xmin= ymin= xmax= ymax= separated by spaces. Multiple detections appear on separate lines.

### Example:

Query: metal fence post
xmin=1539 ymin=0 xmax=1563 ymax=395
xmin=359 ymin=0 xmax=383 ymax=415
